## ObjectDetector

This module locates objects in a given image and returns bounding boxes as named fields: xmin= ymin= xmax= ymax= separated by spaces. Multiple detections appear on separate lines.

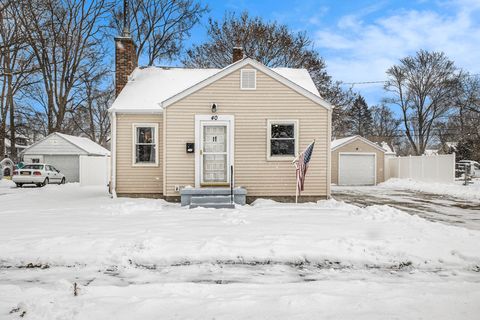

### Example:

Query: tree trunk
xmin=5 ymin=50 xmax=16 ymax=160
xmin=0 ymin=122 xmax=6 ymax=158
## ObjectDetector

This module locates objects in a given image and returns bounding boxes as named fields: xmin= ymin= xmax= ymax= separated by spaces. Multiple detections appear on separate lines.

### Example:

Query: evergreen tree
xmin=347 ymin=95 xmax=373 ymax=137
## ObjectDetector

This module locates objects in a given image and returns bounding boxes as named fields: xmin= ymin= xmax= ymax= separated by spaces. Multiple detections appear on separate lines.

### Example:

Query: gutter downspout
xmin=110 ymin=110 xmax=117 ymax=198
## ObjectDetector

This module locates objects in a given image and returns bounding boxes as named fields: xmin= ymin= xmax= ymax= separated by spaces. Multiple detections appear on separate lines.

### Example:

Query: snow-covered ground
xmin=1 ymin=180 xmax=479 ymax=319
xmin=379 ymin=178 xmax=480 ymax=200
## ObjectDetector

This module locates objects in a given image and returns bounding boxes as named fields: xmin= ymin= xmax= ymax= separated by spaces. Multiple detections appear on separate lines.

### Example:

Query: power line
xmin=342 ymin=80 xmax=387 ymax=85
xmin=342 ymin=73 xmax=480 ymax=86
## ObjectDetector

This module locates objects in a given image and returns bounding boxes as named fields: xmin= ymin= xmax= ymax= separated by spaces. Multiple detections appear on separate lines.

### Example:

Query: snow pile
xmin=1 ymin=185 xmax=480 ymax=319
xmin=1 ymin=184 xmax=479 ymax=271
xmin=0 ymin=178 xmax=15 ymax=189
xmin=380 ymin=178 xmax=480 ymax=200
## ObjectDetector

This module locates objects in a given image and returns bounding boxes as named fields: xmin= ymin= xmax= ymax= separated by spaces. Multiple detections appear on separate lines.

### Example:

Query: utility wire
xmin=342 ymin=73 xmax=480 ymax=86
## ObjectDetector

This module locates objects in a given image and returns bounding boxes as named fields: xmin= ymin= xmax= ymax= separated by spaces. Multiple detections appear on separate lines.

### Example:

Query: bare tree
xmin=68 ymin=79 xmax=113 ymax=147
xmin=369 ymin=104 xmax=401 ymax=149
xmin=183 ymin=11 xmax=354 ymax=119
xmin=385 ymin=50 xmax=462 ymax=155
xmin=0 ymin=1 xmax=35 ymax=160
xmin=457 ymin=74 xmax=480 ymax=114
xmin=111 ymin=0 xmax=207 ymax=66
xmin=15 ymin=0 xmax=112 ymax=134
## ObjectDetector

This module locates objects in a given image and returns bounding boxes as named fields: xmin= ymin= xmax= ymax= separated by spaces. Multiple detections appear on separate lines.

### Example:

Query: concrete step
xmin=190 ymin=195 xmax=233 ymax=205
xmin=190 ymin=203 xmax=236 ymax=209
xmin=181 ymin=187 xmax=247 ymax=207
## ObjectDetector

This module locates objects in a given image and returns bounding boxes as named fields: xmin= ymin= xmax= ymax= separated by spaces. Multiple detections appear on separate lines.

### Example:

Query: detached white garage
xmin=331 ymin=136 xmax=388 ymax=186
xmin=21 ymin=133 xmax=110 ymax=183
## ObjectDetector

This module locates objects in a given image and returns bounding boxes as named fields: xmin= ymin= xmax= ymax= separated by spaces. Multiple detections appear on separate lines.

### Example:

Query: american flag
xmin=295 ymin=141 xmax=315 ymax=195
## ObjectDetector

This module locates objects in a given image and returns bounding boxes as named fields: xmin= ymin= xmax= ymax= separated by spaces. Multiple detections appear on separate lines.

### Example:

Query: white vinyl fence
xmin=79 ymin=155 xmax=110 ymax=186
xmin=386 ymin=154 xmax=455 ymax=183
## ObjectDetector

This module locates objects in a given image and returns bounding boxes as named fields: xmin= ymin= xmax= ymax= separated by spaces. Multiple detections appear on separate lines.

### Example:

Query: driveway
xmin=332 ymin=185 xmax=480 ymax=230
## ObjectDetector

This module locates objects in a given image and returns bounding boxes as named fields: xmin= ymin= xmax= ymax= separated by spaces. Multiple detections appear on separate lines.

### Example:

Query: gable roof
xmin=110 ymin=58 xmax=333 ymax=113
xmin=22 ymin=132 xmax=110 ymax=156
xmin=56 ymin=133 xmax=110 ymax=155
xmin=331 ymin=135 xmax=387 ymax=153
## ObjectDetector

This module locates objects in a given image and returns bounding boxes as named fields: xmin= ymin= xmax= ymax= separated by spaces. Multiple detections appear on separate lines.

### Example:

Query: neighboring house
xmin=438 ymin=141 xmax=457 ymax=155
xmin=331 ymin=135 xmax=391 ymax=186
xmin=3 ymin=137 xmax=28 ymax=160
xmin=20 ymin=132 xmax=110 ymax=182
xmin=424 ymin=149 xmax=439 ymax=156
xmin=110 ymin=32 xmax=333 ymax=203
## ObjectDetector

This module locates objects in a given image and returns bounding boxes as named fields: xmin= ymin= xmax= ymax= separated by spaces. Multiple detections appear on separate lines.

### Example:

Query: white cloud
xmin=314 ymin=0 xmax=480 ymax=103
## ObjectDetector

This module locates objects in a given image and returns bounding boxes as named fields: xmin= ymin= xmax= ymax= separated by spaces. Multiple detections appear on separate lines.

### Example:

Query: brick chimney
xmin=115 ymin=0 xmax=137 ymax=97
xmin=233 ymin=47 xmax=243 ymax=63
xmin=115 ymin=37 xmax=137 ymax=97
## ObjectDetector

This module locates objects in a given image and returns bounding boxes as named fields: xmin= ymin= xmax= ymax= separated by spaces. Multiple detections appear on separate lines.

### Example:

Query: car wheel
xmin=42 ymin=178 xmax=49 ymax=187
xmin=15 ymin=183 xmax=23 ymax=188
xmin=61 ymin=177 xmax=66 ymax=184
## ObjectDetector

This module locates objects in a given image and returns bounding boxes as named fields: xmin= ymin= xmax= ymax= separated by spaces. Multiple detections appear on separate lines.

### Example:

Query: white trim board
xmin=266 ymin=119 xmax=299 ymax=161
xmin=161 ymin=58 xmax=333 ymax=110
xmin=195 ymin=115 xmax=235 ymax=188
xmin=131 ymin=123 xmax=159 ymax=167
xmin=338 ymin=152 xmax=377 ymax=186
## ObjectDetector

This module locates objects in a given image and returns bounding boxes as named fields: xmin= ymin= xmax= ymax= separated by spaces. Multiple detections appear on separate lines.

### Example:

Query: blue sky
xmin=185 ymin=0 xmax=480 ymax=106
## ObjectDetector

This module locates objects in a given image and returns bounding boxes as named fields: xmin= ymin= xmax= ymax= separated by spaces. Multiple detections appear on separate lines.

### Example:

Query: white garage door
xmin=339 ymin=153 xmax=376 ymax=186
xmin=44 ymin=155 xmax=79 ymax=182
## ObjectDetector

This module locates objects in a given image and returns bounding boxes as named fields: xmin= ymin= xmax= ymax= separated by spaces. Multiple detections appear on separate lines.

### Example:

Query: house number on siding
xmin=211 ymin=115 xmax=218 ymax=120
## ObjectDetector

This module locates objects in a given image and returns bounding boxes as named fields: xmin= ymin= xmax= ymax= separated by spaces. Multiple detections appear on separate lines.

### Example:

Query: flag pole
xmin=295 ymin=181 xmax=299 ymax=204
xmin=293 ymin=152 xmax=300 ymax=204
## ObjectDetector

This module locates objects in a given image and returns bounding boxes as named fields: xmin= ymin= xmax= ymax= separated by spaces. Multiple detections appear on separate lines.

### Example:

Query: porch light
xmin=211 ymin=103 xmax=217 ymax=113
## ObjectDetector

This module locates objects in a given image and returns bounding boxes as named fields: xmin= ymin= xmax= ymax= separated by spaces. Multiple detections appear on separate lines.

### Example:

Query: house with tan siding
xmin=110 ymin=33 xmax=333 ymax=206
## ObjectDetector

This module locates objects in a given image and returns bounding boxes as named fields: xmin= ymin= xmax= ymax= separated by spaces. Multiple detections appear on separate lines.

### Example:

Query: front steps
xmin=181 ymin=187 xmax=247 ymax=209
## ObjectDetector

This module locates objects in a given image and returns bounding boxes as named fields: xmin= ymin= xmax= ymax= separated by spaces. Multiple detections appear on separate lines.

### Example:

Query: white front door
xmin=200 ymin=121 xmax=229 ymax=185
xmin=195 ymin=115 xmax=234 ymax=188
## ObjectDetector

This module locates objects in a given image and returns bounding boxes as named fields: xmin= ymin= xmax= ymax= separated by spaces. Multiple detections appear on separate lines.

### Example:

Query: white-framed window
xmin=240 ymin=69 xmax=256 ymax=90
xmin=267 ymin=120 xmax=299 ymax=160
xmin=132 ymin=123 xmax=158 ymax=166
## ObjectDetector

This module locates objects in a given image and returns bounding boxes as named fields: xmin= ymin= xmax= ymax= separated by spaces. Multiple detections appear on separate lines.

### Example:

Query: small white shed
xmin=21 ymin=133 xmax=110 ymax=182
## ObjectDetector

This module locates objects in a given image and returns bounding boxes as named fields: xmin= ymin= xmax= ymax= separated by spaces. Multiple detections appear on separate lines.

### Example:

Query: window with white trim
xmin=267 ymin=120 xmax=298 ymax=159
xmin=133 ymin=124 xmax=157 ymax=165
xmin=240 ymin=69 xmax=256 ymax=90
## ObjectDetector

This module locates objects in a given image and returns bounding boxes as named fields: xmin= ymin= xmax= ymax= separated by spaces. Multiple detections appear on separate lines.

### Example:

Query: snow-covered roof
xmin=331 ymin=136 xmax=357 ymax=149
xmin=56 ymin=133 xmax=110 ymax=156
xmin=331 ymin=135 xmax=388 ymax=153
xmin=424 ymin=149 xmax=439 ymax=156
xmin=4 ymin=138 xmax=27 ymax=149
xmin=111 ymin=68 xmax=218 ymax=112
xmin=379 ymin=141 xmax=396 ymax=155
xmin=110 ymin=58 xmax=323 ymax=113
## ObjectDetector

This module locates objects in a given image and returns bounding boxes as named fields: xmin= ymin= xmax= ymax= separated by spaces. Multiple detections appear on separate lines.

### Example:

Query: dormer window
xmin=240 ymin=69 xmax=256 ymax=90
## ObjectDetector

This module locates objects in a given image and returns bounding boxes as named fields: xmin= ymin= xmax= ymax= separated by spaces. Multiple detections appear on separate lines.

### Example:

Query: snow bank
xmin=1 ymin=185 xmax=480 ymax=319
xmin=1 ymin=184 xmax=479 ymax=272
xmin=0 ymin=178 xmax=15 ymax=189
xmin=380 ymin=178 xmax=480 ymax=200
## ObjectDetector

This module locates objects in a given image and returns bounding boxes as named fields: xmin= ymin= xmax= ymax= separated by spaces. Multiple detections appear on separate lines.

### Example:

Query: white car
xmin=13 ymin=164 xmax=66 ymax=187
